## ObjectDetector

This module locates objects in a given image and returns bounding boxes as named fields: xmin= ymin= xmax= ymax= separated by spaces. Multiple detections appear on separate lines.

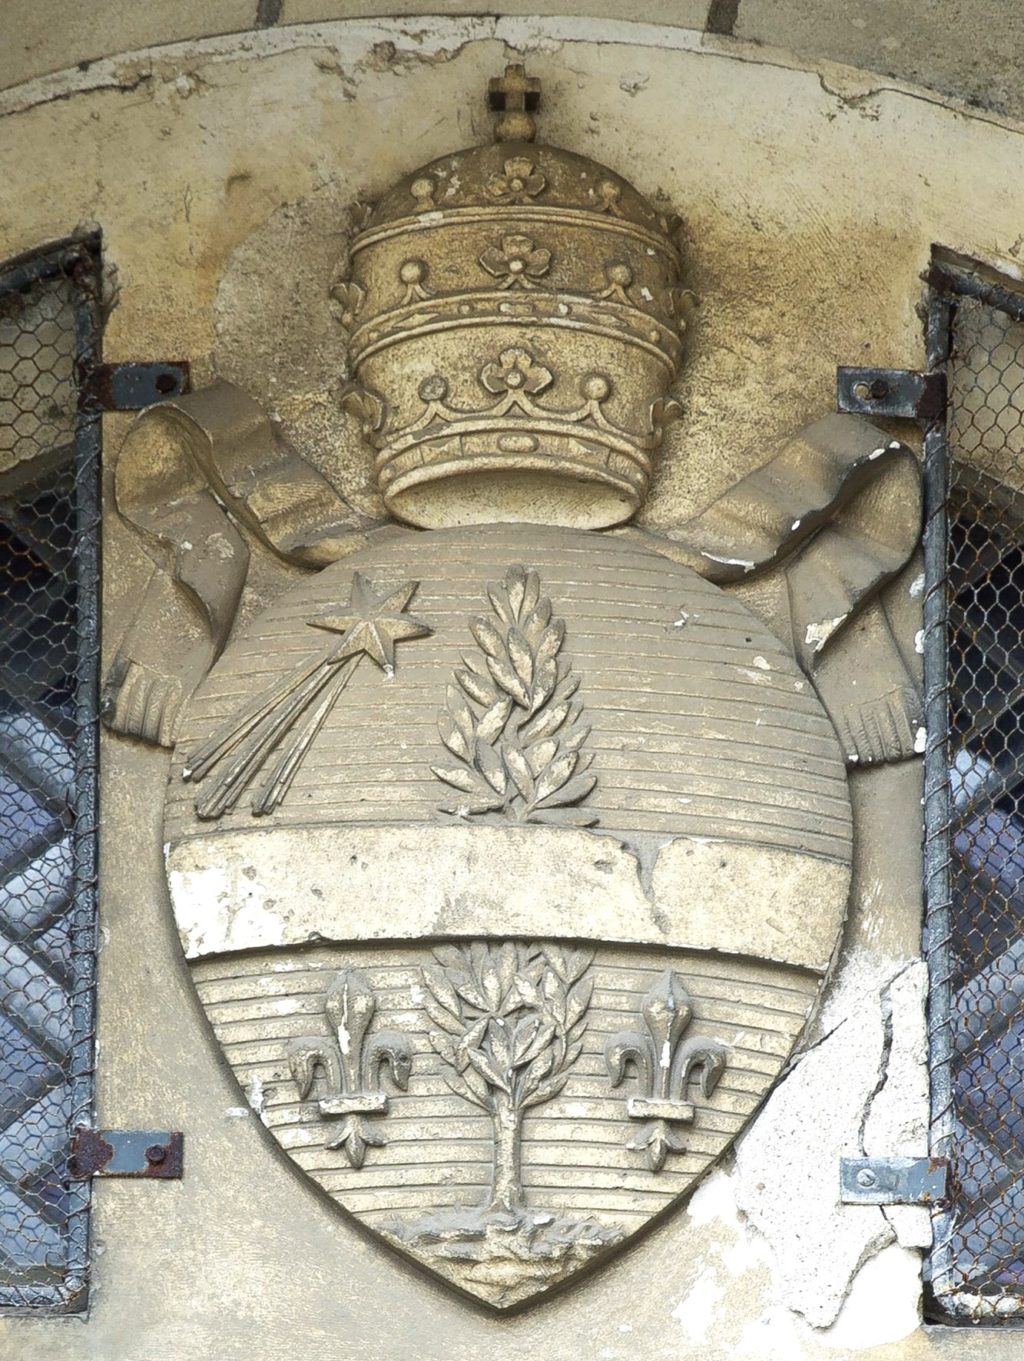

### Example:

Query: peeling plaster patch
xmin=914 ymin=725 xmax=927 ymax=754
xmin=805 ymin=615 xmax=846 ymax=652
xmin=915 ymin=628 xmax=925 ymax=654
xmin=246 ymin=1074 xmax=266 ymax=1116
xmin=732 ymin=955 xmax=927 ymax=1327
xmin=863 ymin=960 xmax=932 ymax=1250
xmin=671 ymin=1267 xmax=724 ymax=1342
xmin=820 ymin=1244 xmax=922 ymax=1349
xmin=167 ymin=864 xmax=286 ymax=956
xmin=910 ymin=572 xmax=925 ymax=598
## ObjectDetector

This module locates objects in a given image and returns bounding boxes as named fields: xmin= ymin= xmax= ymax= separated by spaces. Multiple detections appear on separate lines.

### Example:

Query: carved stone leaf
xmin=514 ymin=976 xmax=540 ymax=1007
xmin=438 ymin=712 xmax=471 ymax=762
xmin=470 ymin=617 xmax=505 ymax=659
xmin=529 ymin=806 xmax=599 ymax=827
xmin=467 ymin=1045 xmax=512 ymax=1094
xmin=506 ymin=568 xmax=527 ymax=619
xmin=507 ymin=628 xmax=534 ymax=687
xmin=423 ymin=997 xmax=466 ymax=1034
xmin=456 ymin=667 xmax=496 ymax=706
xmin=496 ymin=942 xmax=519 ymax=998
xmin=488 ymin=1018 xmax=514 ymax=1070
xmin=451 ymin=975 xmax=489 ymax=1011
xmin=431 ymin=763 xmax=485 ymax=794
xmin=535 ymin=773 xmax=597 ymax=810
xmin=441 ymin=1067 xmax=490 ymax=1110
xmin=519 ymin=702 xmax=569 ymax=743
xmin=503 ymin=744 xmax=536 ymax=802
xmin=488 ymin=656 xmax=531 ymax=708
xmin=422 ymin=964 xmax=463 ymax=1019
xmin=534 ymin=751 xmax=578 ymax=802
xmin=446 ymin=685 xmax=476 ymax=746
xmin=526 ymin=738 xmax=558 ymax=776
xmin=429 ymin=1029 xmax=459 ymax=1066
xmin=566 ymin=977 xmax=594 ymax=1027
xmin=487 ymin=585 xmax=514 ymax=626
xmin=477 ymin=699 xmax=512 ymax=744
xmin=520 ymin=570 xmax=541 ymax=618
xmin=475 ymin=739 xmax=508 ymax=795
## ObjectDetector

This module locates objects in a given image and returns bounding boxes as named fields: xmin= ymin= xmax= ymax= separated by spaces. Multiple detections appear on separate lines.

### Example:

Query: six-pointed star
xmin=307 ymin=573 xmax=432 ymax=671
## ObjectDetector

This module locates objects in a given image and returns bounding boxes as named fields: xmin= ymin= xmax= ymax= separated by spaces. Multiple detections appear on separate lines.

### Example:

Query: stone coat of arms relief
xmin=102 ymin=67 xmax=924 ymax=1309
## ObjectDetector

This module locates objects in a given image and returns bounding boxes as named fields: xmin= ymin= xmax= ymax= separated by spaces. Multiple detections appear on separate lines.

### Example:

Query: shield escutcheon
xmin=164 ymin=522 xmax=851 ymax=1309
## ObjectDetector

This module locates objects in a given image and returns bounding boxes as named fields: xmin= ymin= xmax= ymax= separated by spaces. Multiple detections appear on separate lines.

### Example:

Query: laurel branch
xmin=431 ymin=564 xmax=598 ymax=827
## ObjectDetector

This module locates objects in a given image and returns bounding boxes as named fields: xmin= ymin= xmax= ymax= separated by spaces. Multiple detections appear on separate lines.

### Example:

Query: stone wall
xmin=1 ymin=13 xmax=1022 ymax=1361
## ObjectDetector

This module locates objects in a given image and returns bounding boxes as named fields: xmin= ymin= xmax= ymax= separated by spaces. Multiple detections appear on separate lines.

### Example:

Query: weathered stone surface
xmin=5 ymin=13 xmax=1024 ymax=1358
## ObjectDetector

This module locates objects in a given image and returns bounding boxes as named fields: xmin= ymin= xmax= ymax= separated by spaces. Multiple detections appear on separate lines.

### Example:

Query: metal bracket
xmin=68 ymin=1128 xmax=184 ymax=1180
xmin=79 ymin=361 xmax=191 ymax=412
xmin=840 ymin=1156 xmax=947 ymax=1206
xmin=837 ymin=366 xmax=947 ymax=423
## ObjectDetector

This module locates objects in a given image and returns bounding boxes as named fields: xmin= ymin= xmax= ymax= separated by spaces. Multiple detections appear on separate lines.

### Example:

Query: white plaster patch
xmin=805 ymin=615 xmax=847 ymax=652
xmin=819 ymin=1243 xmax=921 ymax=1349
xmin=701 ymin=551 xmax=755 ymax=572
xmin=915 ymin=627 xmax=925 ymax=654
xmin=909 ymin=572 xmax=925 ymax=598
xmin=737 ymin=1305 xmax=809 ymax=1360
xmin=752 ymin=655 xmax=770 ymax=670
xmin=670 ymin=1267 xmax=724 ymax=1342
xmin=732 ymin=956 xmax=906 ymax=1328
xmin=167 ymin=863 xmax=286 ymax=957
xmin=914 ymin=725 xmax=927 ymax=753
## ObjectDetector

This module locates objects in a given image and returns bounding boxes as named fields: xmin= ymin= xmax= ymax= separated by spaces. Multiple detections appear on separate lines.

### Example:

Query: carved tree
xmin=421 ymin=943 xmax=593 ymax=1216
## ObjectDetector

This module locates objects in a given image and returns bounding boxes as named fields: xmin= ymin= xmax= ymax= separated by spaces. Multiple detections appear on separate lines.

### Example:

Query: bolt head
xmin=856 ymin=1168 xmax=877 ymax=1188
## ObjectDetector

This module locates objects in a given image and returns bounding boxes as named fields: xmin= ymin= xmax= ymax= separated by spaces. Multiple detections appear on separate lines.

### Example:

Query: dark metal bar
xmin=922 ymin=286 xmax=956 ymax=1308
xmin=0 ymin=234 xmax=100 ymax=302
xmin=927 ymin=262 xmax=1024 ymax=328
xmin=63 ymin=240 xmax=102 ymax=1312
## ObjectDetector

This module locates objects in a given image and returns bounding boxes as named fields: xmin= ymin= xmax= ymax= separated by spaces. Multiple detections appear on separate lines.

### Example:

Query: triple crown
xmin=334 ymin=67 xmax=688 ymax=530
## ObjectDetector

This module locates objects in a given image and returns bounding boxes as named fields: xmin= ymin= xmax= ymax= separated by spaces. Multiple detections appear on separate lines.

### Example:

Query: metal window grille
xmin=0 ymin=239 xmax=101 ymax=1311
xmin=925 ymin=260 xmax=1024 ymax=1321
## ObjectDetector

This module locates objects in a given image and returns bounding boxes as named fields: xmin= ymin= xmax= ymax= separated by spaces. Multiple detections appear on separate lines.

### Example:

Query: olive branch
xmin=420 ymin=943 xmax=594 ymax=1215
xmin=431 ymin=564 xmax=598 ymax=827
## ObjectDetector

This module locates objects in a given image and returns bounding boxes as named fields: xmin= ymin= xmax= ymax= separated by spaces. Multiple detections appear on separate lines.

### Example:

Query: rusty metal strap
xmin=68 ymin=1128 xmax=184 ymax=1180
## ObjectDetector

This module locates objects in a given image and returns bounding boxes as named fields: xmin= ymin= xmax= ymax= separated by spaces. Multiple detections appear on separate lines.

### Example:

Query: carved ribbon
xmin=624 ymin=414 xmax=923 ymax=765
xmin=103 ymin=381 xmax=375 ymax=746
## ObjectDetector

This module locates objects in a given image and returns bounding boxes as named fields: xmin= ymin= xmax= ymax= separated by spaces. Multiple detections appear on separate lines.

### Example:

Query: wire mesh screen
xmin=0 ymin=241 xmax=100 ymax=1311
xmin=926 ymin=272 xmax=1024 ymax=1321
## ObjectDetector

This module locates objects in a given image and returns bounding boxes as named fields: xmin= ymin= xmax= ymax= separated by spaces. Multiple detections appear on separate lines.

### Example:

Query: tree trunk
xmin=487 ymin=1091 xmax=524 ymax=1216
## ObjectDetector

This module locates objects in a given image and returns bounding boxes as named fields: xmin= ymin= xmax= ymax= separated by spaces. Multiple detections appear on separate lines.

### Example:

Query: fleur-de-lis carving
xmin=605 ymin=971 xmax=728 ymax=1172
xmin=288 ymin=969 xmax=412 ymax=1169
